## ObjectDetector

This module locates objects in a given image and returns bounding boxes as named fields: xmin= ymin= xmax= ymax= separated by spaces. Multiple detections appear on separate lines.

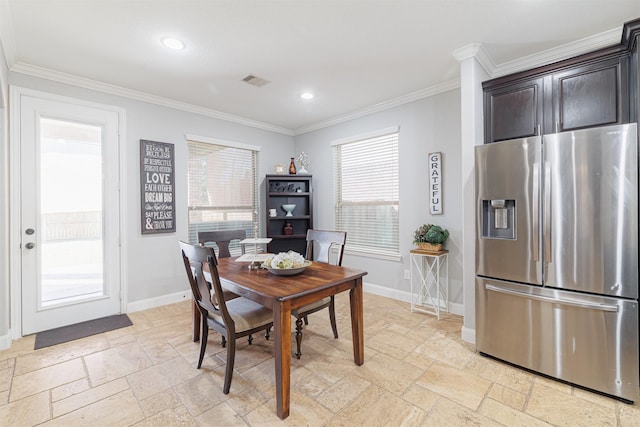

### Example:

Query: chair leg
xmin=247 ymin=334 xmax=253 ymax=345
xmin=295 ymin=317 xmax=304 ymax=359
xmin=197 ymin=318 xmax=208 ymax=369
xmin=265 ymin=327 xmax=271 ymax=340
xmin=223 ymin=337 xmax=236 ymax=394
xmin=329 ymin=296 xmax=339 ymax=339
xmin=221 ymin=335 xmax=226 ymax=348
xmin=303 ymin=315 xmax=309 ymax=326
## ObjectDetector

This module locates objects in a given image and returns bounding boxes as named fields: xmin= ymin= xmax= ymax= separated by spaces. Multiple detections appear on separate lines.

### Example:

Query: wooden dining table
xmin=192 ymin=257 xmax=367 ymax=419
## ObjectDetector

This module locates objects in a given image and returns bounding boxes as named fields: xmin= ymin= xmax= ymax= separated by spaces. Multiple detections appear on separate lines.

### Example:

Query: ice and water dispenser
xmin=481 ymin=199 xmax=516 ymax=239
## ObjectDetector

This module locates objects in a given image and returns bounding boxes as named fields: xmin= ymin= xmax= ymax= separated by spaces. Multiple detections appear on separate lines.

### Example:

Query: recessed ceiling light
xmin=161 ymin=37 xmax=185 ymax=50
xmin=300 ymin=92 xmax=314 ymax=100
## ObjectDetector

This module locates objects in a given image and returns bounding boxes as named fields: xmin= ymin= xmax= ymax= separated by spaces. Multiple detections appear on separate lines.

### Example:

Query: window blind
xmin=333 ymin=130 xmax=399 ymax=256
xmin=187 ymin=138 xmax=259 ymax=256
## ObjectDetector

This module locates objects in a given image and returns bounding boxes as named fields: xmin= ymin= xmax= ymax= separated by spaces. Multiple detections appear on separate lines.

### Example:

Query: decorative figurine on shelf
xmin=283 ymin=222 xmax=293 ymax=235
xmin=296 ymin=152 xmax=309 ymax=174
xmin=289 ymin=157 xmax=297 ymax=174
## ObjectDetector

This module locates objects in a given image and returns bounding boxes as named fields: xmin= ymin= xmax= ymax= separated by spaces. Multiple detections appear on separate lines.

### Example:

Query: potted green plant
xmin=413 ymin=224 xmax=449 ymax=252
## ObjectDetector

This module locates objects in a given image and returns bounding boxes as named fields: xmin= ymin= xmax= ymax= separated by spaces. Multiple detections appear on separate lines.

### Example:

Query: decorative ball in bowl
xmin=262 ymin=251 xmax=311 ymax=276
xmin=281 ymin=204 xmax=296 ymax=216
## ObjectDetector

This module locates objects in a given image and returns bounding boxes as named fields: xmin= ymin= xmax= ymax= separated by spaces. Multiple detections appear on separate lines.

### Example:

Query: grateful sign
xmin=429 ymin=152 xmax=442 ymax=215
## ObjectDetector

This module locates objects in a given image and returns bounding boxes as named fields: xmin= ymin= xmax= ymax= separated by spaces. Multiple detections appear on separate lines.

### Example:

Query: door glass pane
xmin=39 ymin=118 xmax=104 ymax=307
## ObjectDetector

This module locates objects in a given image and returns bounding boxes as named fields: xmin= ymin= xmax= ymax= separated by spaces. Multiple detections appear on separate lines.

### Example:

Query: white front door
xmin=19 ymin=92 xmax=122 ymax=335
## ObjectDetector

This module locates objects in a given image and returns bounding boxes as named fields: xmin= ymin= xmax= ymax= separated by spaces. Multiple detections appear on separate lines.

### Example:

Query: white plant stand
xmin=409 ymin=249 xmax=449 ymax=319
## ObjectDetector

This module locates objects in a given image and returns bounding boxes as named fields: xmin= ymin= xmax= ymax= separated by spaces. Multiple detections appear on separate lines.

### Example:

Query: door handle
xmin=25 ymin=228 xmax=35 ymax=235
xmin=485 ymin=284 xmax=618 ymax=312
xmin=25 ymin=242 xmax=35 ymax=249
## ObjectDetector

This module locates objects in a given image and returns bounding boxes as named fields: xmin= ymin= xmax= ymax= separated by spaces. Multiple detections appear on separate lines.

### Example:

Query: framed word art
xmin=140 ymin=139 xmax=176 ymax=234
xmin=429 ymin=152 xmax=442 ymax=215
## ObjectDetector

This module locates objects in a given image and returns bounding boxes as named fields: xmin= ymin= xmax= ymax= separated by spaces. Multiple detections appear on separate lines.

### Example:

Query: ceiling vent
xmin=242 ymin=74 xmax=270 ymax=87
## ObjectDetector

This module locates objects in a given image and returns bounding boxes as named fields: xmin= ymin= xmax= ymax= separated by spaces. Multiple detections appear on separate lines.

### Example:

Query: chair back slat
xmin=305 ymin=229 xmax=347 ymax=266
xmin=198 ymin=229 xmax=247 ymax=258
xmin=180 ymin=241 xmax=232 ymax=323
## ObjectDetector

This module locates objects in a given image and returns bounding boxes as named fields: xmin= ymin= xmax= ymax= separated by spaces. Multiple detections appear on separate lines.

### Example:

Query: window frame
xmin=332 ymin=126 xmax=401 ymax=261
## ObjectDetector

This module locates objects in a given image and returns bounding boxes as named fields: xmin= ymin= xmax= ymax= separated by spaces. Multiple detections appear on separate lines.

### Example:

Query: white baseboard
xmin=0 ymin=332 xmax=11 ymax=351
xmin=461 ymin=326 xmax=476 ymax=344
xmin=127 ymin=290 xmax=191 ymax=313
xmin=363 ymin=281 xmax=464 ymax=317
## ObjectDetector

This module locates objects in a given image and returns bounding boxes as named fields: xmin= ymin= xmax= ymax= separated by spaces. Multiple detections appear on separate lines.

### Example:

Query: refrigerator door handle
xmin=485 ymin=284 xmax=619 ymax=312
xmin=544 ymin=161 xmax=551 ymax=264
xmin=532 ymin=163 xmax=539 ymax=262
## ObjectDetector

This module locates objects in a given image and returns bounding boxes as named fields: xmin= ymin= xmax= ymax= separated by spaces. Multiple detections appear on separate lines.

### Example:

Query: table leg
xmin=192 ymin=299 xmax=200 ymax=342
xmin=274 ymin=301 xmax=291 ymax=419
xmin=350 ymin=277 xmax=364 ymax=365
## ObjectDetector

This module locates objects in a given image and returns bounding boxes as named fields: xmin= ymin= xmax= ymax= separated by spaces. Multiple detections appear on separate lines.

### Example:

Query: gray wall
xmin=294 ymin=89 xmax=463 ymax=309
xmin=1 ymin=72 xmax=463 ymax=346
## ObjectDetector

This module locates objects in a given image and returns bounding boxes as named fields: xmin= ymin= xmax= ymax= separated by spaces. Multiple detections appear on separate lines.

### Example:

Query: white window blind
xmin=187 ymin=138 xmax=259 ymax=256
xmin=333 ymin=129 xmax=399 ymax=257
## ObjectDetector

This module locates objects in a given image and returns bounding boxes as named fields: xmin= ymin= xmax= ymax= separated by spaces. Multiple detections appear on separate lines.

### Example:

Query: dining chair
xmin=291 ymin=229 xmax=347 ymax=359
xmin=198 ymin=229 xmax=247 ymax=258
xmin=179 ymin=241 xmax=274 ymax=394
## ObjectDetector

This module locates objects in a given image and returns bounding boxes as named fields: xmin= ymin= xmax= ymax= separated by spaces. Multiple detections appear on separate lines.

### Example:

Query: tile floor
xmin=1 ymin=292 xmax=639 ymax=426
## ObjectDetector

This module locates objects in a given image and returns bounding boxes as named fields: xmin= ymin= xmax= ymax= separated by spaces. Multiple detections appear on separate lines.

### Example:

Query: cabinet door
xmin=552 ymin=56 xmax=629 ymax=132
xmin=484 ymin=78 xmax=543 ymax=143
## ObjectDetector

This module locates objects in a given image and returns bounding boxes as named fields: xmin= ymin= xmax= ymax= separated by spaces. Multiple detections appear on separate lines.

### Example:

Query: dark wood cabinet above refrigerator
xmin=483 ymin=17 xmax=640 ymax=143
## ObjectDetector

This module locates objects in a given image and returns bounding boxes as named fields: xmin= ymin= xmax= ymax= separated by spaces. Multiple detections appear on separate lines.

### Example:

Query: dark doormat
xmin=34 ymin=314 xmax=133 ymax=350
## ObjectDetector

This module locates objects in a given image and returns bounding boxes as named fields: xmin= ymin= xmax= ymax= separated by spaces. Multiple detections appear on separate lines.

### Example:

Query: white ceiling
xmin=2 ymin=1 xmax=640 ymax=135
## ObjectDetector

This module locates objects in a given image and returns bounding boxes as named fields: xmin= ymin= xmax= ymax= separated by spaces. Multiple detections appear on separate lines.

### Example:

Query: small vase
xmin=289 ymin=158 xmax=297 ymax=174
xmin=283 ymin=222 xmax=293 ymax=235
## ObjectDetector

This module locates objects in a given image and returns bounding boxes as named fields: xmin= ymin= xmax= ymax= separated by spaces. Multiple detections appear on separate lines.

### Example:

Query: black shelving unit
xmin=265 ymin=174 xmax=313 ymax=254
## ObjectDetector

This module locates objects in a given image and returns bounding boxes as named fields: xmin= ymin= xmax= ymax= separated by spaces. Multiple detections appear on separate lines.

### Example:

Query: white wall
xmin=294 ymin=90 xmax=463 ymax=311
xmin=0 ymin=28 xmax=10 ymax=347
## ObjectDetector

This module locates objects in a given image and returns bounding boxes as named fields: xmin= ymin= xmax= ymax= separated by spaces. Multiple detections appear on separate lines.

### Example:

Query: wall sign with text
xmin=429 ymin=152 xmax=442 ymax=215
xmin=140 ymin=139 xmax=175 ymax=234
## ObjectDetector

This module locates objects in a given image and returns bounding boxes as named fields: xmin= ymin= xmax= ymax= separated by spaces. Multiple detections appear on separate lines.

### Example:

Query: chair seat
xmin=208 ymin=297 xmax=273 ymax=333
xmin=293 ymin=297 xmax=331 ymax=316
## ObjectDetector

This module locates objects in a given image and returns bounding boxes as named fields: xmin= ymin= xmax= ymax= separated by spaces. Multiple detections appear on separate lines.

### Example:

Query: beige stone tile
xmin=84 ymin=341 xmax=152 ymax=386
xmin=225 ymin=387 xmax=270 ymax=417
xmin=401 ymin=383 xmax=440 ymax=413
xmin=353 ymin=352 xmax=423 ymax=396
xmin=533 ymin=375 xmax=572 ymax=394
xmin=526 ymin=382 xmax=617 ymax=426
xmin=412 ymin=329 xmax=473 ymax=369
xmin=0 ymin=390 xmax=50 ymax=425
xmin=10 ymin=358 xmax=85 ymax=401
xmin=215 ymin=338 xmax=275 ymax=374
xmin=131 ymin=405 xmax=198 ymax=427
xmin=126 ymin=356 xmax=200 ymax=400
xmin=0 ymin=365 xmax=13 ymax=393
xmin=487 ymin=383 xmax=527 ymax=411
xmin=480 ymin=397 xmax=552 ymax=427
xmin=197 ymin=402 xmax=249 ymax=427
xmin=51 ymin=377 xmax=90 ymax=402
xmin=416 ymin=361 xmax=491 ymax=410
xmin=425 ymin=398 xmax=502 ymax=426
xmin=365 ymin=329 xmax=419 ymax=359
xmin=244 ymin=390 xmax=334 ymax=426
xmin=463 ymin=354 xmax=534 ymax=394
xmin=314 ymin=372 xmax=371 ymax=413
xmin=572 ymin=386 xmax=617 ymax=409
xmin=329 ymin=384 xmax=427 ymax=426
xmin=138 ymin=388 xmax=183 ymax=417
xmin=40 ymin=389 xmax=144 ymax=426
xmin=53 ymin=377 xmax=129 ymax=417
xmin=173 ymin=372 xmax=230 ymax=416
xmin=619 ymin=401 xmax=640 ymax=427
xmin=0 ymin=336 xmax=35 ymax=363
xmin=292 ymin=369 xmax=332 ymax=398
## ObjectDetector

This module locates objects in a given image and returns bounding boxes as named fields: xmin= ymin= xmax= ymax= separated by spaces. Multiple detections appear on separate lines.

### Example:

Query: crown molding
xmin=0 ymin=0 xmax=16 ymax=67
xmin=491 ymin=26 xmax=621 ymax=77
xmin=9 ymin=62 xmax=295 ymax=136
xmin=452 ymin=43 xmax=496 ymax=76
xmin=293 ymin=78 xmax=460 ymax=136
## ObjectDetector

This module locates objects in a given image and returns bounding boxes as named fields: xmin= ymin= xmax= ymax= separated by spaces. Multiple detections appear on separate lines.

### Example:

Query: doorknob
xmin=25 ymin=228 xmax=35 ymax=235
xmin=25 ymin=242 xmax=35 ymax=249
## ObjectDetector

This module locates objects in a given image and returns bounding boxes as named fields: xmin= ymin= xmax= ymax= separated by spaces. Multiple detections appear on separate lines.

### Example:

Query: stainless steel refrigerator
xmin=475 ymin=123 xmax=639 ymax=402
